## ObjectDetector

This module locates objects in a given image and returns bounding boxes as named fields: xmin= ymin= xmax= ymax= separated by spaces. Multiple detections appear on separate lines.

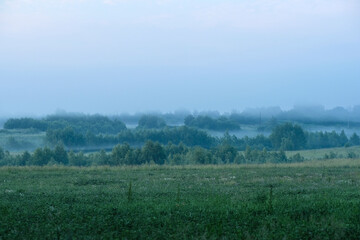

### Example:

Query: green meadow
xmin=286 ymin=146 xmax=360 ymax=160
xmin=1 ymin=160 xmax=360 ymax=239
xmin=0 ymin=129 xmax=45 ymax=152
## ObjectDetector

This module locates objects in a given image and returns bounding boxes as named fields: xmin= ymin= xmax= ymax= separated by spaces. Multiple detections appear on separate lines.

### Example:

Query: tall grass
xmin=1 ymin=162 xmax=359 ymax=239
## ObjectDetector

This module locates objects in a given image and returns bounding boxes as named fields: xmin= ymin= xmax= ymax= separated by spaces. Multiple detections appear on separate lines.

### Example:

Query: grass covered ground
xmin=0 ymin=129 xmax=45 ymax=152
xmin=286 ymin=146 xmax=360 ymax=160
xmin=1 ymin=160 xmax=360 ymax=239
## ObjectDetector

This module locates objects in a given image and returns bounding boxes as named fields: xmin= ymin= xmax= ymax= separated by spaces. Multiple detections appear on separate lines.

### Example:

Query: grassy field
xmin=286 ymin=146 xmax=360 ymax=160
xmin=1 ymin=160 xmax=360 ymax=239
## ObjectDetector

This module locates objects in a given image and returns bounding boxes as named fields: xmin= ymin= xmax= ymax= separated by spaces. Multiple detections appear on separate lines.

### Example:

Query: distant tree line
xmin=137 ymin=115 xmax=167 ymax=129
xmin=46 ymin=126 xmax=215 ymax=148
xmin=223 ymin=123 xmax=360 ymax=151
xmin=3 ymin=114 xmax=242 ymax=132
xmin=4 ymin=115 xmax=126 ymax=134
xmin=5 ymin=105 xmax=360 ymax=134
xmin=306 ymin=131 xmax=359 ymax=149
xmin=3 ymin=116 xmax=360 ymax=151
xmin=1 ymin=139 xmax=358 ymax=167
xmin=44 ymin=123 xmax=360 ymax=152
xmin=184 ymin=115 xmax=240 ymax=131
xmin=0 ymin=142 xmax=306 ymax=167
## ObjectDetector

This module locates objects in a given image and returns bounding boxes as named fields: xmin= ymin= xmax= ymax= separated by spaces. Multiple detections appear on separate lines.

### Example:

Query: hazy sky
xmin=1 ymin=0 xmax=359 ymax=116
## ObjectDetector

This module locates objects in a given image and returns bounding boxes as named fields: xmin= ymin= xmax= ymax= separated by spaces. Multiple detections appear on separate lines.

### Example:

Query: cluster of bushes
xmin=4 ymin=115 xmax=126 ymax=134
xmin=184 ymin=115 xmax=240 ymax=131
xmin=323 ymin=151 xmax=359 ymax=160
xmin=46 ymin=127 xmax=86 ymax=147
xmin=220 ymin=132 xmax=272 ymax=150
xmin=307 ymin=131 xmax=360 ymax=149
xmin=137 ymin=115 xmax=167 ymax=129
xmin=46 ymin=126 xmax=215 ymax=148
xmin=269 ymin=123 xmax=306 ymax=150
xmin=3 ymin=118 xmax=48 ymax=131
xmin=0 ymin=145 xmax=68 ymax=166
xmin=243 ymin=146 xmax=304 ymax=163
xmin=266 ymin=123 xmax=360 ymax=151
xmin=0 ymin=142 xmax=305 ymax=167
xmin=221 ymin=124 xmax=360 ymax=151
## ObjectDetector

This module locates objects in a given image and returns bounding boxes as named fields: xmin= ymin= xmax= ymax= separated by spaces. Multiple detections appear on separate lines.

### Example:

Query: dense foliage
xmin=184 ymin=115 xmax=240 ymax=131
xmin=46 ymin=126 xmax=215 ymax=148
xmin=4 ymin=115 xmax=126 ymax=134
xmin=306 ymin=130 xmax=349 ymax=149
xmin=42 ymin=123 xmax=360 ymax=155
xmin=137 ymin=115 xmax=167 ymax=129
xmin=46 ymin=127 xmax=86 ymax=147
xmin=0 ymin=142 xmax=305 ymax=167
xmin=3 ymin=114 xmax=360 ymax=152
xmin=269 ymin=123 xmax=306 ymax=150
xmin=4 ymin=118 xmax=48 ymax=131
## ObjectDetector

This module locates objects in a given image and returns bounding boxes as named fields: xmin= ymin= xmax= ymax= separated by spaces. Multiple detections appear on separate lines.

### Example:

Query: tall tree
xmin=270 ymin=123 xmax=306 ymax=150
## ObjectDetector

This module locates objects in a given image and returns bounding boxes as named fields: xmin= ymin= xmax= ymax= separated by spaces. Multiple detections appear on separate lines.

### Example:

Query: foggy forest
xmin=1 ymin=0 xmax=359 ymax=239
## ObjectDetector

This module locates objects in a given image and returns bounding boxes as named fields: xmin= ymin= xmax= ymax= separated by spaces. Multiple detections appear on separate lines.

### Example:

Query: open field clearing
xmin=286 ymin=146 xmax=360 ymax=160
xmin=1 ymin=160 xmax=360 ymax=239
xmin=0 ymin=129 xmax=45 ymax=152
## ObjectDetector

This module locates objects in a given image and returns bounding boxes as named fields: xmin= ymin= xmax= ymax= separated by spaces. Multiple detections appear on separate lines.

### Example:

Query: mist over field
xmin=1 ymin=0 xmax=359 ymax=116
xmin=2 ymin=2 xmax=360 ymax=239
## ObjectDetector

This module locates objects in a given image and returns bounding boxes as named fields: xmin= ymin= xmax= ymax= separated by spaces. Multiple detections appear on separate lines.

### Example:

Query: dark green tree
xmin=0 ymin=147 xmax=4 ymax=160
xmin=349 ymin=133 xmax=360 ymax=146
xmin=137 ymin=115 xmax=166 ymax=129
xmin=20 ymin=151 xmax=31 ymax=166
xmin=215 ymin=144 xmax=238 ymax=164
xmin=190 ymin=147 xmax=213 ymax=164
xmin=141 ymin=141 xmax=166 ymax=164
xmin=111 ymin=143 xmax=132 ymax=165
xmin=32 ymin=147 xmax=53 ymax=166
xmin=68 ymin=151 xmax=87 ymax=166
xmin=270 ymin=123 xmax=306 ymax=150
xmin=339 ymin=130 xmax=348 ymax=146
xmin=184 ymin=115 xmax=195 ymax=126
xmin=54 ymin=144 xmax=68 ymax=165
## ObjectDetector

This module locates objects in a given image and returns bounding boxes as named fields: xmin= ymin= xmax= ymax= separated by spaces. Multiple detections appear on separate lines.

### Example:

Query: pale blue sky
xmin=0 ymin=0 xmax=359 ymax=116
